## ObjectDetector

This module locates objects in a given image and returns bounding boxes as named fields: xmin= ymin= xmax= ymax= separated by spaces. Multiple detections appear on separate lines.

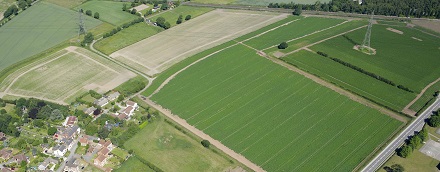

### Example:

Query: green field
xmin=310 ymin=25 xmax=440 ymax=93
xmin=0 ymin=2 xmax=101 ymax=72
xmin=1 ymin=47 xmax=135 ymax=103
xmin=243 ymin=17 xmax=345 ymax=50
xmin=151 ymin=44 xmax=402 ymax=171
xmin=282 ymin=50 xmax=415 ymax=111
xmin=114 ymin=157 xmax=154 ymax=172
xmin=149 ymin=6 xmax=214 ymax=27
xmin=124 ymin=117 xmax=238 ymax=172
xmin=76 ymin=0 xmax=138 ymax=26
xmin=191 ymin=0 xmax=331 ymax=5
xmin=410 ymin=81 xmax=440 ymax=112
xmin=94 ymin=23 xmax=163 ymax=54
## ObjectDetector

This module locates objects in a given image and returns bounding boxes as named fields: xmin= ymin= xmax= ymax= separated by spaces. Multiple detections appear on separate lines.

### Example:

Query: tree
xmin=278 ymin=42 xmax=288 ymax=49
xmin=408 ymin=135 xmax=422 ymax=149
xmin=18 ymin=0 xmax=27 ymax=10
xmin=397 ymin=145 xmax=412 ymax=158
xmin=428 ymin=115 xmax=440 ymax=127
xmin=93 ymin=108 xmax=101 ymax=116
xmin=201 ymin=140 xmax=210 ymax=148
xmin=384 ymin=164 xmax=405 ymax=172
xmin=81 ymin=32 xmax=94 ymax=47
xmin=163 ymin=21 xmax=171 ymax=29
xmin=161 ymin=3 xmax=169 ymax=10
xmin=131 ymin=9 xmax=137 ymax=15
xmin=293 ymin=5 xmax=302 ymax=15
xmin=20 ymin=160 xmax=27 ymax=168
xmin=49 ymin=109 xmax=64 ymax=121
xmin=85 ymin=10 xmax=92 ymax=16
xmin=435 ymin=91 xmax=439 ymax=97
xmin=94 ymin=12 xmax=100 ymax=19
xmin=98 ymin=128 xmax=110 ymax=139
xmin=43 ymin=137 xmax=48 ymax=143
xmin=47 ymin=127 xmax=57 ymax=135
xmin=37 ymin=105 xmax=52 ymax=119
xmin=122 ymin=3 xmax=127 ymax=11
xmin=128 ymin=149 xmax=134 ymax=154
xmin=419 ymin=127 xmax=428 ymax=141
xmin=145 ymin=9 xmax=153 ymax=16
xmin=185 ymin=15 xmax=191 ymax=21
xmin=3 ymin=5 xmax=19 ymax=19
xmin=33 ymin=119 xmax=44 ymax=128
xmin=0 ymin=109 xmax=6 ymax=114
xmin=176 ymin=15 xmax=183 ymax=24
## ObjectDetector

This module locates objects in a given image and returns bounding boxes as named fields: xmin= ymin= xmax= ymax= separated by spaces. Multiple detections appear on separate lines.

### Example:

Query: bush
xmin=185 ymin=15 xmax=191 ymax=21
xmin=428 ymin=115 xmax=440 ymax=127
xmin=397 ymin=145 xmax=412 ymax=158
xmin=201 ymin=140 xmax=210 ymax=148
xmin=278 ymin=42 xmax=288 ymax=49
xmin=85 ymin=10 xmax=92 ymax=16
xmin=94 ymin=12 xmax=99 ymax=19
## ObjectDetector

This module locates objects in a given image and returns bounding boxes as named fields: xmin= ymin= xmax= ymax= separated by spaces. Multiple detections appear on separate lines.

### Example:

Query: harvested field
xmin=0 ymin=47 xmax=135 ymax=103
xmin=151 ymin=43 xmax=402 ymax=171
xmin=111 ymin=9 xmax=286 ymax=76
xmin=412 ymin=19 xmax=440 ymax=33
xmin=0 ymin=2 xmax=101 ymax=72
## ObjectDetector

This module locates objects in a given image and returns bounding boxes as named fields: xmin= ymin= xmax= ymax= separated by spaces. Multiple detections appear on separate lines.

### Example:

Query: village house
xmin=63 ymin=116 xmax=77 ymax=126
xmin=0 ymin=148 xmax=12 ymax=160
xmin=126 ymin=100 xmax=138 ymax=109
xmin=38 ymin=157 xmax=57 ymax=171
xmin=83 ymin=107 xmax=97 ymax=116
xmin=98 ymin=140 xmax=114 ymax=151
xmin=94 ymin=97 xmax=109 ymax=107
xmin=79 ymin=136 xmax=88 ymax=146
xmin=0 ymin=132 xmax=6 ymax=141
xmin=12 ymin=154 xmax=28 ymax=164
xmin=1 ymin=168 xmax=13 ymax=172
xmin=64 ymin=158 xmax=80 ymax=172
xmin=53 ymin=145 xmax=67 ymax=157
xmin=107 ymin=92 xmax=120 ymax=101
xmin=94 ymin=154 xmax=108 ymax=167
xmin=98 ymin=148 xmax=110 ymax=156
xmin=53 ymin=125 xmax=80 ymax=142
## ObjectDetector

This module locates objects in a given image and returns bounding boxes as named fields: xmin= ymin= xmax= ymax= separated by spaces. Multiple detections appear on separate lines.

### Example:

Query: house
xmin=94 ymin=154 xmax=108 ymax=167
xmin=117 ymin=113 xmax=127 ymax=120
xmin=107 ymin=92 xmax=120 ymax=101
xmin=122 ymin=106 xmax=134 ymax=117
xmin=79 ymin=136 xmax=88 ymax=146
xmin=1 ymin=168 xmax=13 ymax=172
xmin=0 ymin=132 xmax=6 ymax=141
xmin=63 ymin=116 xmax=77 ymax=126
xmin=87 ymin=146 xmax=94 ymax=154
xmin=38 ymin=157 xmax=57 ymax=171
xmin=64 ymin=158 xmax=80 ymax=172
xmin=83 ymin=107 xmax=97 ymax=115
xmin=12 ymin=154 xmax=29 ymax=163
xmin=126 ymin=101 xmax=138 ymax=109
xmin=53 ymin=125 xmax=80 ymax=142
xmin=0 ymin=148 xmax=12 ymax=160
xmin=98 ymin=140 xmax=114 ymax=151
xmin=99 ymin=148 xmax=110 ymax=156
xmin=94 ymin=97 xmax=109 ymax=107
xmin=63 ymin=138 xmax=75 ymax=151
xmin=53 ymin=145 xmax=67 ymax=157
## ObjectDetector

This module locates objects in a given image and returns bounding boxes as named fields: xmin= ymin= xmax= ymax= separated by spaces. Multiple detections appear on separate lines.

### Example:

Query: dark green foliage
xmin=3 ymin=4 xmax=19 ymax=19
xmin=81 ymin=32 xmax=94 ymax=47
xmin=185 ymin=15 xmax=191 ymax=21
xmin=155 ymin=16 xmax=170 ymax=29
xmin=122 ymin=3 xmax=127 ymax=11
xmin=85 ymin=10 xmax=92 ymax=16
xmin=0 ymin=99 xmax=5 ymax=107
xmin=268 ymin=0 xmax=440 ymax=19
xmin=278 ymin=42 xmax=288 ymax=49
xmin=103 ymin=18 xmax=144 ymax=38
xmin=161 ymin=3 xmax=168 ymax=10
xmin=407 ymin=135 xmax=422 ymax=149
xmin=134 ymin=156 xmax=164 ymax=172
xmin=85 ymin=123 xmax=98 ymax=136
xmin=397 ymin=145 xmax=412 ymax=158
xmin=47 ymin=127 xmax=57 ymax=135
xmin=145 ymin=9 xmax=153 ymax=16
xmin=33 ymin=119 xmax=44 ymax=128
xmin=131 ymin=9 xmax=137 ymax=15
xmin=0 ymin=113 xmax=20 ymax=136
xmin=293 ymin=4 xmax=302 ymax=15
xmin=94 ymin=12 xmax=100 ymax=19
xmin=18 ymin=0 xmax=28 ymax=10
xmin=115 ymin=76 xmax=147 ymax=97
xmin=428 ymin=111 xmax=440 ymax=127
xmin=384 ymin=164 xmax=405 ymax=172
xmin=0 ymin=109 xmax=6 ymax=114
xmin=43 ymin=137 xmax=48 ymax=143
xmin=89 ymin=90 xmax=102 ymax=99
xmin=201 ymin=140 xmax=210 ymax=148
xmin=111 ymin=123 xmax=140 ymax=146
xmin=98 ymin=128 xmax=110 ymax=139
xmin=176 ymin=15 xmax=183 ymax=24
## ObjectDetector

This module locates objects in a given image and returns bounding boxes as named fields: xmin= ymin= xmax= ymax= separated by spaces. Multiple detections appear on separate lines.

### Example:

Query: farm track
xmin=403 ymin=77 xmax=440 ymax=115
xmin=141 ymin=98 xmax=266 ymax=172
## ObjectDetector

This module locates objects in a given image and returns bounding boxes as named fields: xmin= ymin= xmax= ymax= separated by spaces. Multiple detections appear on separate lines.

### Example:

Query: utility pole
xmin=361 ymin=11 xmax=374 ymax=55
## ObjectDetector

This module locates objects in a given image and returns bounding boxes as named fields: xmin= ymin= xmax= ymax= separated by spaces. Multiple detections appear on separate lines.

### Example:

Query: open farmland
xmin=149 ymin=6 xmax=214 ymax=27
xmin=124 ymin=117 xmax=240 ymax=172
xmin=76 ymin=1 xmax=138 ymax=26
xmin=0 ymin=47 xmax=135 ymax=104
xmin=43 ymin=0 xmax=86 ymax=9
xmin=0 ymin=2 xmax=101 ymax=72
xmin=151 ymin=43 xmax=403 ymax=171
xmin=111 ymin=9 xmax=287 ymax=76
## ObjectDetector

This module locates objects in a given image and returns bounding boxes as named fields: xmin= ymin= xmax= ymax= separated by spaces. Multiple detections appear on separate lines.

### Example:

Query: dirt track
xmin=141 ymin=98 xmax=265 ymax=172
xmin=403 ymin=77 xmax=440 ymax=115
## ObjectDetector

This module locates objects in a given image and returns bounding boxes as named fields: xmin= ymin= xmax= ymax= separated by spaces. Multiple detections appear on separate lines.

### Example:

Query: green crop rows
xmin=151 ymin=44 xmax=402 ymax=171
xmin=0 ymin=2 xmax=101 ymax=72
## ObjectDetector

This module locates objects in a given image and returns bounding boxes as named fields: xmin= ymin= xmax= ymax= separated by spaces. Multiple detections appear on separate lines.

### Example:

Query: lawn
xmin=1 ymin=47 xmax=135 ymax=103
xmin=114 ymin=157 xmax=154 ymax=172
xmin=76 ymin=0 xmax=139 ymax=26
xmin=243 ymin=17 xmax=346 ymax=50
xmin=309 ymin=25 xmax=440 ymax=96
xmin=0 ymin=2 xmax=101 ymax=72
xmin=282 ymin=50 xmax=415 ymax=111
xmin=380 ymin=150 xmax=439 ymax=172
xmin=123 ymin=117 xmax=237 ymax=171
xmin=112 ymin=9 xmax=284 ymax=76
xmin=94 ymin=23 xmax=163 ymax=55
xmin=149 ymin=6 xmax=214 ymax=27
xmin=151 ymin=44 xmax=402 ymax=171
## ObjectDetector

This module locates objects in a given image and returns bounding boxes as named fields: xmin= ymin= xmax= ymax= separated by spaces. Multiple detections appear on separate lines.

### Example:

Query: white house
xmin=53 ymin=145 xmax=67 ymax=157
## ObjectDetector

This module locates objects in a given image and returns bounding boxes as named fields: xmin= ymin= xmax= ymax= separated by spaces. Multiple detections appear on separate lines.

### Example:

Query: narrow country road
xmin=141 ymin=98 xmax=266 ymax=172
xmin=362 ymin=97 xmax=440 ymax=172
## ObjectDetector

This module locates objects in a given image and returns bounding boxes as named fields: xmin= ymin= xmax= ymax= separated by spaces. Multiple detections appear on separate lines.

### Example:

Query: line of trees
xmin=427 ymin=108 xmax=440 ymax=127
xmin=156 ymin=16 xmax=171 ymax=29
xmin=102 ymin=17 xmax=144 ymax=38
xmin=268 ymin=0 xmax=440 ymax=19
xmin=397 ymin=126 xmax=428 ymax=158
xmin=316 ymin=51 xmax=414 ymax=93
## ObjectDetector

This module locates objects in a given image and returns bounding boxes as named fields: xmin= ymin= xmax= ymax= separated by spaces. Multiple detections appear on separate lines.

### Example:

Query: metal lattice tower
xmin=361 ymin=11 xmax=374 ymax=54
xmin=78 ymin=9 xmax=86 ymax=36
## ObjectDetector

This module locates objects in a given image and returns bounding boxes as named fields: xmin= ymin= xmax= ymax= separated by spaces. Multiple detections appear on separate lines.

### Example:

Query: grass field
xmin=149 ymin=6 xmax=214 ymax=27
xmin=191 ymin=0 xmax=331 ymax=5
xmin=124 ymin=117 xmax=238 ymax=171
xmin=151 ymin=43 xmax=402 ymax=171
xmin=94 ymin=23 xmax=163 ymax=54
xmin=282 ymin=50 xmax=415 ymax=111
xmin=410 ymin=81 xmax=440 ymax=112
xmin=114 ymin=157 xmax=154 ymax=172
xmin=309 ymin=25 xmax=440 ymax=94
xmin=243 ymin=17 xmax=346 ymax=50
xmin=111 ymin=9 xmax=285 ymax=76
xmin=0 ymin=47 xmax=135 ymax=103
xmin=43 ymin=0 xmax=86 ymax=9
xmin=76 ymin=0 xmax=139 ymax=26
xmin=380 ymin=145 xmax=439 ymax=172
xmin=0 ymin=2 xmax=101 ymax=72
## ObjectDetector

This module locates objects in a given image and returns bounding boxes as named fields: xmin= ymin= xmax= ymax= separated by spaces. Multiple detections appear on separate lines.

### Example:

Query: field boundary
xmin=403 ymin=77 xmax=440 ymax=115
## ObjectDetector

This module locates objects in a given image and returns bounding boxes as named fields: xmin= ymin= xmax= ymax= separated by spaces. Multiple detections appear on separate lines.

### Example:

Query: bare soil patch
xmin=386 ymin=27 xmax=404 ymax=34
xmin=272 ymin=51 xmax=285 ymax=58
xmin=412 ymin=19 xmax=440 ymax=33
xmin=131 ymin=4 xmax=149 ymax=12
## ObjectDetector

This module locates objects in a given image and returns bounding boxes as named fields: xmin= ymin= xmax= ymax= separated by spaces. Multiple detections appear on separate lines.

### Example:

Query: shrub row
xmin=103 ymin=17 xmax=144 ymax=38
xmin=316 ymin=51 xmax=414 ymax=93
xmin=135 ymin=156 xmax=164 ymax=172
xmin=397 ymin=126 xmax=427 ymax=158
